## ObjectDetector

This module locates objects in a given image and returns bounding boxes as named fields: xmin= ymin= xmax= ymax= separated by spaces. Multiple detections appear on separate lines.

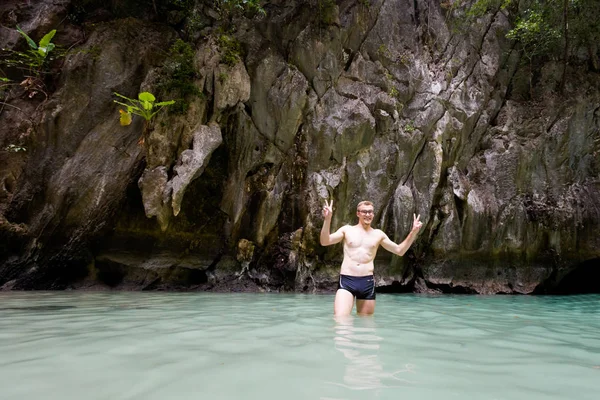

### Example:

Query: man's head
xmin=356 ymin=201 xmax=374 ymax=226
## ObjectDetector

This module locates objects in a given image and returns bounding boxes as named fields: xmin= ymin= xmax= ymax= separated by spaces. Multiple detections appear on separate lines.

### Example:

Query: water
xmin=0 ymin=292 xmax=599 ymax=400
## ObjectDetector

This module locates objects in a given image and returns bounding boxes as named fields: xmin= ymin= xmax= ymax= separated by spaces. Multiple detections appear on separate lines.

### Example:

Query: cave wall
xmin=0 ymin=0 xmax=598 ymax=293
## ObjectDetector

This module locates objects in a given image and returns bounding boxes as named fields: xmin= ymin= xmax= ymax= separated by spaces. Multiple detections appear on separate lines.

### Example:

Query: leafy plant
xmin=9 ymin=27 xmax=57 ymax=77
xmin=218 ymin=34 xmax=243 ymax=66
xmin=4 ymin=144 xmax=27 ymax=153
xmin=506 ymin=8 xmax=561 ymax=63
xmin=317 ymin=0 xmax=337 ymax=25
xmin=214 ymin=0 xmax=266 ymax=20
xmin=377 ymin=44 xmax=391 ymax=59
xmin=114 ymin=91 xmax=174 ymax=144
xmin=459 ymin=0 xmax=600 ymax=93
xmin=0 ymin=27 xmax=59 ymax=99
xmin=114 ymin=91 xmax=175 ymax=124
xmin=156 ymin=39 xmax=201 ymax=114
xmin=0 ymin=75 xmax=11 ymax=102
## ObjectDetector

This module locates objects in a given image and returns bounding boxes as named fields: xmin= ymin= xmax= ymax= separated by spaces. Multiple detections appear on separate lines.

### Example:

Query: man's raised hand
xmin=412 ymin=213 xmax=423 ymax=231
xmin=322 ymin=199 xmax=333 ymax=219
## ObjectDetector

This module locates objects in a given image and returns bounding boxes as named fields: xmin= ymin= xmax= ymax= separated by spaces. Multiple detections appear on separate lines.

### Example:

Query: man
xmin=320 ymin=200 xmax=422 ymax=316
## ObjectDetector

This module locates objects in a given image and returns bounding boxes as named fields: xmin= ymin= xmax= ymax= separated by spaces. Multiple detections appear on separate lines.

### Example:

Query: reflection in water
xmin=329 ymin=316 xmax=417 ymax=392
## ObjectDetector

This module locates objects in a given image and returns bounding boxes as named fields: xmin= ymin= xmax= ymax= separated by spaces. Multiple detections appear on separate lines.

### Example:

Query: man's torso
xmin=340 ymin=225 xmax=382 ymax=276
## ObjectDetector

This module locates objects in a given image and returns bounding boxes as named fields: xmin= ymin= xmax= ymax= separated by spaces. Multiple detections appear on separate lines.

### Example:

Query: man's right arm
xmin=320 ymin=199 xmax=345 ymax=246
xmin=320 ymin=220 xmax=345 ymax=246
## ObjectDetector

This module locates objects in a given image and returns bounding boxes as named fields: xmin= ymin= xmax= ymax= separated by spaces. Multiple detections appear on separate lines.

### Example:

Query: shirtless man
xmin=320 ymin=200 xmax=423 ymax=316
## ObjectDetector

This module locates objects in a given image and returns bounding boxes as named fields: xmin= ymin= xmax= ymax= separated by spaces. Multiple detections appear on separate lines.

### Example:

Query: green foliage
xmin=214 ymin=0 xmax=266 ymax=19
xmin=465 ymin=0 xmax=513 ymax=19
xmin=18 ymin=26 xmax=56 ymax=64
xmin=184 ymin=8 xmax=209 ymax=36
xmin=567 ymin=0 xmax=600 ymax=66
xmin=463 ymin=0 xmax=599 ymax=67
xmin=317 ymin=0 xmax=337 ymax=25
xmin=0 ymin=76 xmax=10 ymax=100
xmin=4 ymin=144 xmax=27 ymax=153
xmin=398 ymin=53 xmax=410 ymax=66
xmin=506 ymin=5 xmax=561 ymax=62
xmin=113 ymin=92 xmax=175 ymax=124
xmin=157 ymin=39 xmax=201 ymax=114
xmin=1 ymin=27 xmax=57 ymax=79
xmin=377 ymin=44 xmax=390 ymax=58
xmin=404 ymin=120 xmax=416 ymax=133
xmin=396 ymin=102 xmax=405 ymax=115
xmin=448 ymin=0 xmax=514 ymax=34
xmin=453 ymin=0 xmax=600 ymax=92
xmin=218 ymin=34 xmax=243 ymax=66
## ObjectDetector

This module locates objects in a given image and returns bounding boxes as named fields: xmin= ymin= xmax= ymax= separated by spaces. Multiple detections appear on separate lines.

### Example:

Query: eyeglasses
xmin=358 ymin=210 xmax=374 ymax=215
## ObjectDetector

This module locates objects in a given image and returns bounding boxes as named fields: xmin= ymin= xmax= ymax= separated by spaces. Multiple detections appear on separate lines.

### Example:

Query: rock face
xmin=0 ymin=0 xmax=598 ymax=293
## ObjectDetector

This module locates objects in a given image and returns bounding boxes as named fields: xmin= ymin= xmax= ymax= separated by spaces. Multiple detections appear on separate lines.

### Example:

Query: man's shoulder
xmin=372 ymin=228 xmax=386 ymax=236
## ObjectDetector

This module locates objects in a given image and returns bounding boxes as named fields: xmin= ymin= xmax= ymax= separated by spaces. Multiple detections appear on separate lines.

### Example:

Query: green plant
xmin=4 ymin=144 xmax=27 ymax=153
xmin=157 ymin=39 xmax=201 ymax=114
xmin=317 ymin=0 xmax=336 ymax=25
xmin=396 ymin=102 xmax=405 ymax=115
xmin=17 ymin=26 xmax=56 ymax=69
xmin=459 ymin=0 xmax=600 ymax=92
xmin=9 ymin=27 xmax=56 ymax=77
xmin=388 ymin=87 xmax=400 ymax=98
xmin=506 ymin=8 xmax=561 ymax=62
xmin=114 ymin=92 xmax=175 ymax=123
xmin=377 ymin=44 xmax=391 ymax=58
xmin=449 ymin=0 xmax=514 ymax=35
xmin=214 ymin=0 xmax=266 ymax=19
xmin=218 ymin=34 xmax=243 ymax=66
xmin=0 ymin=27 xmax=59 ymax=98
xmin=0 ymin=75 xmax=10 ymax=101
xmin=114 ymin=91 xmax=174 ymax=143
xmin=184 ymin=7 xmax=209 ymax=36
xmin=404 ymin=120 xmax=416 ymax=132
xmin=398 ymin=54 xmax=410 ymax=66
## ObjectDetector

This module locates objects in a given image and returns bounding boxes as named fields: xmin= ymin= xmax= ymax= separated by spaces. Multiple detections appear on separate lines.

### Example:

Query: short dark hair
xmin=356 ymin=201 xmax=374 ymax=211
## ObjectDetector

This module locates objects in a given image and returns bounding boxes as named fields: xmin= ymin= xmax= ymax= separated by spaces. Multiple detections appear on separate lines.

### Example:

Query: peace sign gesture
xmin=412 ymin=213 xmax=422 ymax=231
xmin=322 ymin=199 xmax=333 ymax=219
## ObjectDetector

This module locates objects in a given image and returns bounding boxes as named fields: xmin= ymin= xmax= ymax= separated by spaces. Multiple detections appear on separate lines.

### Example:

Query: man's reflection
xmin=328 ymin=315 xmax=416 ymax=392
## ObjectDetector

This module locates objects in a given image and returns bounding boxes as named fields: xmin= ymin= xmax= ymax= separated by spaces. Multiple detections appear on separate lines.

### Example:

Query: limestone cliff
xmin=0 ymin=0 xmax=598 ymax=293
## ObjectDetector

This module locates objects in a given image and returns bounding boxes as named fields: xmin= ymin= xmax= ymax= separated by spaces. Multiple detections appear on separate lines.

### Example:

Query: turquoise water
xmin=0 ymin=293 xmax=599 ymax=400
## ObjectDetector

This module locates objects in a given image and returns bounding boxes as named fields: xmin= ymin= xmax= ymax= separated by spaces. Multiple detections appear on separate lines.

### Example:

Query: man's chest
xmin=345 ymin=230 xmax=381 ymax=249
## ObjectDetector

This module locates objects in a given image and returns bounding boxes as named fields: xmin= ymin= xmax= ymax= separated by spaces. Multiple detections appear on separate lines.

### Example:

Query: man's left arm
xmin=380 ymin=214 xmax=423 ymax=256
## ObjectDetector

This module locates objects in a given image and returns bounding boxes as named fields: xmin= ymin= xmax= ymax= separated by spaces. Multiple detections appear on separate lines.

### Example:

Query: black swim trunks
xmin=338 ymin=274 xmax=376 ymax=300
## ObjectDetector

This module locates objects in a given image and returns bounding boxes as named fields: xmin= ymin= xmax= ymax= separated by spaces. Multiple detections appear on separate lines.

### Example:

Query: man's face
xmin=357 ymin=206 xmax=374 ymax=224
